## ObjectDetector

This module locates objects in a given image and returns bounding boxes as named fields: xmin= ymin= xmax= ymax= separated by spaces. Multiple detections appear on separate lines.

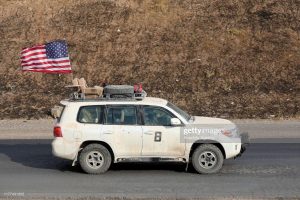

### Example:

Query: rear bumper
xmin=52 ymin=138 xmax=78 ymax=160
xmin=235 ymin=132 xmax=249 ymax=158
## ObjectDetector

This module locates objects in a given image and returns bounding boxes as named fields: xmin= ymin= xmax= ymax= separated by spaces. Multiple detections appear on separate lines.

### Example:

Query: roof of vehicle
xmin=60 ymin=97 xmax=168 ymax=106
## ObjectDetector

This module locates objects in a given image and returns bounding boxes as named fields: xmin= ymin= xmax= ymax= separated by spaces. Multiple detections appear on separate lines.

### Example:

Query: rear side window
xmin=56 ymin=105 xmax=65 ymax=123
xmin=77 ymin=106 xmax=104 ymax=124
xmin=106 ymin=106 xmax=137 ymax=125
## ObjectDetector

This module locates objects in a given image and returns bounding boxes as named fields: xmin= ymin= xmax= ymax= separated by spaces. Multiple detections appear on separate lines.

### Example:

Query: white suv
xmin=52 ymin=97 xmax=248 ymax=174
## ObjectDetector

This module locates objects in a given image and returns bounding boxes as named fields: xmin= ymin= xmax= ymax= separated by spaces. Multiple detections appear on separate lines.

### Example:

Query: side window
xmin=56 ymin=105 xmax=65 ymax=123
xmin=106 ymin=106 xmax=137 ymax=125
xmin=143 ymin=106 xmax=174 ymax=126
xmin=77 ymin=106 xmax=104 ymax=124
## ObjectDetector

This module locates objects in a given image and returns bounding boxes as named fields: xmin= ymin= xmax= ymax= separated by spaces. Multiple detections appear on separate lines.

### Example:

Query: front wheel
xmin=192 ymin=144 xmax=224 ymax=174
xmin=79 ymin=144 xmax=112 ymax=174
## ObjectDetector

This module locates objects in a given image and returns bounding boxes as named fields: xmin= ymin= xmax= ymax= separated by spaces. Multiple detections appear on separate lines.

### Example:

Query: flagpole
xmin=67 ymin=44 xmax=74 ymax=84
xmin=37 ymin=6 xmax=46 ymax=83
xmin=67 ymin=38 xmax=74 ymax=83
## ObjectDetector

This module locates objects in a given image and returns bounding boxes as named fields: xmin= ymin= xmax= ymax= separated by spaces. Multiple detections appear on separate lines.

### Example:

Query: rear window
xmin=77 ymin=106 xmax=104 ymax=124
xmin=106 ymin=106 xmax=137 ymax=125
xmin=52 ymin=105 xmax=65 ymax=123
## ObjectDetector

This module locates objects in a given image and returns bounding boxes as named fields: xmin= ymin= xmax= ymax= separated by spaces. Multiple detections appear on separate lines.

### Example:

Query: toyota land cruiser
xmin=52 ymin=96 xmax=248 ymax=174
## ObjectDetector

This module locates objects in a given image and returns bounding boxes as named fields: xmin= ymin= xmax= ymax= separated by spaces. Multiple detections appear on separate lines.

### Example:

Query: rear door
xmin=103 ymin=105 xmax=143 ymax=157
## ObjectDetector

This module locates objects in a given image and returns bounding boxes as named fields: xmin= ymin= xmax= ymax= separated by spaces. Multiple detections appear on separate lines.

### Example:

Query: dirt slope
xmin=0 ymin=0 xmax=299 ymax=119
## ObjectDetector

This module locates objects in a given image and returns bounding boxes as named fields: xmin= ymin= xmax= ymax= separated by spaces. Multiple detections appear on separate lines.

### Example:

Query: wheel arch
xmin=79 ymin=140 xmax=115 ymax=161
xmin=189 ymin=140 xmax=226 ymax=159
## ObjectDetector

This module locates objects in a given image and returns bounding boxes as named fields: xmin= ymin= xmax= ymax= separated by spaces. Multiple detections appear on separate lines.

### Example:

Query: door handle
xmin=144 ymin=131 xmax=154 ymax=135
xmin=122 ymin=129 xmax=131 ymax=134
xmin=103 ymin=131 xmax=113 ymax=134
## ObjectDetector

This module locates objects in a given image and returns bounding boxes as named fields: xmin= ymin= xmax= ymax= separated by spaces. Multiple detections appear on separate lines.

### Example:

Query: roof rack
xmin=69 ymin=90 xmax=147 ymax=101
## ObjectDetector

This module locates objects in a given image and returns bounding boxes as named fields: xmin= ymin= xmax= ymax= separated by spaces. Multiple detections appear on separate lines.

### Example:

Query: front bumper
xmin=235 ymin=132 xmax=250 ymax=158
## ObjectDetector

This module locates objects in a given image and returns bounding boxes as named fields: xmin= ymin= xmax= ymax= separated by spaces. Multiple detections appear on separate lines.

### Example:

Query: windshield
xmin=167 ymin=102 xmax=191 ymax=121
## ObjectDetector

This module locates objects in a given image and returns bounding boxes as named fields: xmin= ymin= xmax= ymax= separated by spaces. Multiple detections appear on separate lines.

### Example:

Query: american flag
xmin=21 ymin=40 xmax=72 ymax=73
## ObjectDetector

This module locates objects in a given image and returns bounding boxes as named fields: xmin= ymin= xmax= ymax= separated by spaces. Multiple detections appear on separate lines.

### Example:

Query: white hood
xmin=191 ymin=116 xmax=236 ymax=129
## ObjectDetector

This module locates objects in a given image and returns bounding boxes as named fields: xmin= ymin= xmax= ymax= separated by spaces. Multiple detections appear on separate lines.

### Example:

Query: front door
xmin=141 ymin=106 xmax=185 ymax=156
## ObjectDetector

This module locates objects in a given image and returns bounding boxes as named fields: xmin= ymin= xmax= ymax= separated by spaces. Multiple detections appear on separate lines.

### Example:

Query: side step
xmin=116 ymin=157 xmax=187 ymax=163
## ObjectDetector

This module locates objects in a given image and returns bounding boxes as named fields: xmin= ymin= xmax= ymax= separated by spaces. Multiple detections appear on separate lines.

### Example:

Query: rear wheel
xmin=192 ymin=144 xmax=224 ymax=174
xmin=79 ymin=144 xmax=112 ymax=174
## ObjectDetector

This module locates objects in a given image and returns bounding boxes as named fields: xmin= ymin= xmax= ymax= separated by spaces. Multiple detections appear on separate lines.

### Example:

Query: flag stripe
xmin=21 ymin=57 xmax=67 ymax=63
xmin=22 ymin=60 xmax=70 ymax=66
xmin=22 ymin=58 xmax=70 ymax=64
xmin=22 ymin=69 xmax=72 ymax=74
xmin=21 ymin=54 xmax=47 ymax=61
xmin=21 ymin=45 xmax=45 ymax=53
xmin=21 ymin=51 xmax=47 ymax=59
xmin=23 ymin=69 xmax=72 ymax=72
xmin=22 ymin=49 xmax=46 ymax=57
xmin=22 ymin=66 xmax=72 ymax=70
xmin=23 ymin=69 xmax=72 ymax=71
xmin=22 ymin=62 xmax=71 ymax=68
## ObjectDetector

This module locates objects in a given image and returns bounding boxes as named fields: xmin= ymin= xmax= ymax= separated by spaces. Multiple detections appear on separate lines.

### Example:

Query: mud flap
xmin=234 ymin=132 xmax=249 ymax=159
xmin=185 ymin=161 xmax=189 ymax=172
xmin=72 ymin=148 xmax=82 ymax=166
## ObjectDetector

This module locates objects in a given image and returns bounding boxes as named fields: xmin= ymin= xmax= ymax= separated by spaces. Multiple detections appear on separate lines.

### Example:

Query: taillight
xmin=53 ymin=126 xmax=63 ymax=137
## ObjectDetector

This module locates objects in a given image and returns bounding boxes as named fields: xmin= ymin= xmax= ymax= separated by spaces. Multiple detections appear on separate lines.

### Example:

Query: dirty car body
xmin=52 ymin=97 xmax=248 ymax=174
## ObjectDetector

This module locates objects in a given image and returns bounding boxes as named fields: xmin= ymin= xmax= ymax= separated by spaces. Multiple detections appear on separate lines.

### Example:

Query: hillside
xmin=0 ymin=0 xmax=299 ymax=119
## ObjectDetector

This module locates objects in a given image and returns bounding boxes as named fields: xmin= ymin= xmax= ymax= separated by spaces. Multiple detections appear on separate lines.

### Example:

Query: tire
xmin=104 ymin=85 xmax=134 ymax=95
xmin=192 ymin=144 xmax=224 ymax=174
xmin=79 ymin=144 xmax=112 ymax=174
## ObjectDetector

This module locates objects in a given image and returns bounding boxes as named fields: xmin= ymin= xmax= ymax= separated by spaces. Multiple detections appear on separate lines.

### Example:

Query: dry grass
xmin=0 ymin=0 xmax=299 ymax=119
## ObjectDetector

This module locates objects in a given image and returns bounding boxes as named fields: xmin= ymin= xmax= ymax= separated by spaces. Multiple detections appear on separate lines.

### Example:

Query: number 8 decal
xmin=154 ymin=132 xmax=162 ymax=142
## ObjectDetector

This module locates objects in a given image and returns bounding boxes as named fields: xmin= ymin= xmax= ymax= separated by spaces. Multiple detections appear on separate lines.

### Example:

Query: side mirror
xmin=171 ymin=118 xmax=181 ymax=126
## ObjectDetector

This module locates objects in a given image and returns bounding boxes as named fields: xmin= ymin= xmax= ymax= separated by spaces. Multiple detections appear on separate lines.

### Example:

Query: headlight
xmin=221 ymin=129 xmax=233 ymax=137
xmin=221 ymin=127 xmax=238 ymax=137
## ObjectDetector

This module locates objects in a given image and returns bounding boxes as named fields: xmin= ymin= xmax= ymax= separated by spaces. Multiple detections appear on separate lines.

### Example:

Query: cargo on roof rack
xmin=68 ymin=84 xmax=147 ymax=101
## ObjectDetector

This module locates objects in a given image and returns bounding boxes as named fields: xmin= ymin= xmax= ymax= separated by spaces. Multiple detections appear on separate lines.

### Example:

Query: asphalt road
xmin=0 ymin=139 xmax=299 ymax=199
